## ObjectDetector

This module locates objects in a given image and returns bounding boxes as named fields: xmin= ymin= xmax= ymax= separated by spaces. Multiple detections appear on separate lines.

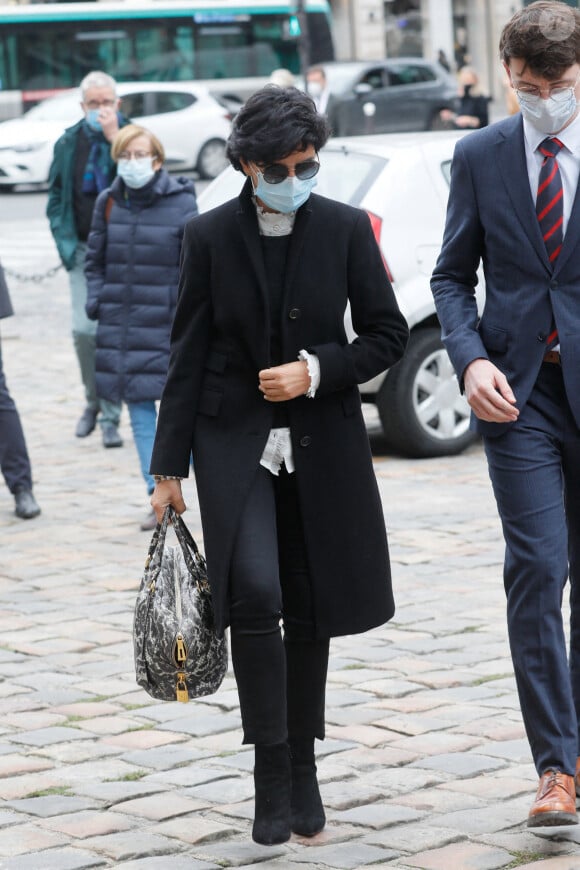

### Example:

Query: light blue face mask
xmin=516 ymin=78 xmax=580 ymax=134
xmin=253 ymin=170 xmax=317 ymax=214
xmin=117 ymin=157 xmax=156 ymax=189
xmin=85 ymin=109 xmax=102 ymax=132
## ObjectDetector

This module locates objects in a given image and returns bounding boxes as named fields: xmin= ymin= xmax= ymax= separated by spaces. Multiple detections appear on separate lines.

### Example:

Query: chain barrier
xmin=4 ymin=263 xmax=64 ymax=284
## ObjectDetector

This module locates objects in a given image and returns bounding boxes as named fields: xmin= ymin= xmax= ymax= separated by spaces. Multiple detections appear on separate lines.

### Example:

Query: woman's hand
xmin=259 ymin=361 xmax=310 ymax=401
xmin=151 ymin=479 xmax=187 ymax=523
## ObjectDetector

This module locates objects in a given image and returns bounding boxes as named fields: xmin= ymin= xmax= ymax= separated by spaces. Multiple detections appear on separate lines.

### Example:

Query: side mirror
xmin=353 ymin=82 xmax=373 ymax=97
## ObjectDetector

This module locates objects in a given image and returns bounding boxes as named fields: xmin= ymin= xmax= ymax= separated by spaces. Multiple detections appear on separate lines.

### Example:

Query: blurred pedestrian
xmin=437 ymin=49 xmax=452 ymax=73
xmin=439 ymin=66 xmax=490 ymax=129
xmin=85 ymin=125 xmax=197 ymax=531
xmin=269 ymin=68 xmax=295 ymax=88
xmin=432 ymin=0 xmax=580 ymax=829
xmin=305 ymin=65 xmax=331 ymax=115
xmin=47 ymin=70 xmax=130 ymax=449
xmin=150 ymin=87 xmax=408 ymax=845
xmin=0 ymin=260 xmax=41 ymax=520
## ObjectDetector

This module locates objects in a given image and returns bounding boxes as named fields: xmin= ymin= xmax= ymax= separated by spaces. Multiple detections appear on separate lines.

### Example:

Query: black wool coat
xmin=0 ymin=262 xmax=14 ymax=321
xmin=151 ymin=179 xmax=409 ymax=638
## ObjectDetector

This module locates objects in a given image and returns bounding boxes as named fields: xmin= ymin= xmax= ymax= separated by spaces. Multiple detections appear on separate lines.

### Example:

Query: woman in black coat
xmin=150 ymin=88 xmax=409 ymax=845
xmin=84 ymin=125 xmax=198 ymax=529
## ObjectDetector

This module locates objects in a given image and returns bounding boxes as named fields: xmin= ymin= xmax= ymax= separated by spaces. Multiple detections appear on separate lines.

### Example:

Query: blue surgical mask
xmin=85 ymin=109 xmax=102 ymax=132
xmin=516 ymin=81 xmax=579 ymax=134
xmin=252 ymin=169 xmax=317 ymax=214
xmin=117 ymin=157 xmax=156 ymax=189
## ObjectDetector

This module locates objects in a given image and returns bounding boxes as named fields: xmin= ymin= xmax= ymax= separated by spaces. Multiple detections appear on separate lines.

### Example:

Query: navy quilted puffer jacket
xmin=85 ymin=169 xmax=197 ymax=404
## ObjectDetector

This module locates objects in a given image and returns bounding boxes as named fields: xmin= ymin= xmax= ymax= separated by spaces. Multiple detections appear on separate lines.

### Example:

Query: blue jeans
xmin=127 ymin=401 xmax=157 ymax=495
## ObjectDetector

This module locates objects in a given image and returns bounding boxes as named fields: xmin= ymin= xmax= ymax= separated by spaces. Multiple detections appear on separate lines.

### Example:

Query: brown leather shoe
xmin=575 ymin=758 xmax=580 ymax=798
xmin=527 ymin=770 xmax=578 ymax=827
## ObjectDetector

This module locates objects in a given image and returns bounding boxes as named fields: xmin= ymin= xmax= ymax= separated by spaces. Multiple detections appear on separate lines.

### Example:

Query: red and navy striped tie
xmin=537 ymin=137 xmax=564 ymax=349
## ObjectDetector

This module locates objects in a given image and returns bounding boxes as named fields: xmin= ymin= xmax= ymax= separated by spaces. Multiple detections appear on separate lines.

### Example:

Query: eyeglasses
xmin=257 ymin=159 xmax=320 ymax=185
xmin=85 ymin=99 xmax=116 ymax=110
xmin=514 ymin=74 xmax=580 ymax=100
xmin=119 ymin=151 xmax=153 ymax=161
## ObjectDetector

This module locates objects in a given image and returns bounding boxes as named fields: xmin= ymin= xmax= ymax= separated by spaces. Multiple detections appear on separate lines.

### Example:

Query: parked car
xmin=197 ymin=131 xmax=483 ymax=458
xmin=318 ymin=59 xmax=458 ymax=136
xmin=0 ymin=81 xmax=233 ymax=189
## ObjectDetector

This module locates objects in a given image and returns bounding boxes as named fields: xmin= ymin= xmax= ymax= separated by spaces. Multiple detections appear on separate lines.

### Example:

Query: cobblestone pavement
xmin=1 ymin=216 xmax=580 ymax=870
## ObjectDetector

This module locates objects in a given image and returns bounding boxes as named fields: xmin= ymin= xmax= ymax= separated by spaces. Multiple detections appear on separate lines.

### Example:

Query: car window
xmin=359 ymin=68 xmax=386 ymax=90
xmin=120 ymin=92 xmax=148 ymax=118
xmin=152 ymin=91 xmax=197 ymax=114
xmin=387 ymin=64 xmax=436 ymax=85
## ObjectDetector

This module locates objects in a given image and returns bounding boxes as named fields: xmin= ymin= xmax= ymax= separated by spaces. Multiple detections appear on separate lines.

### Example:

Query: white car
xmin=0 ymin=81 xmax=233 ymax=188
xmin=197 ymin=131 xmax=483 ymax=458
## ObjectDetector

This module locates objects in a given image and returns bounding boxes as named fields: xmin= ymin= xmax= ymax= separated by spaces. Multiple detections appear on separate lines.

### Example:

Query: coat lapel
xmin=284 ymin=198 xmax=312 ymax=295
xmin=496 ymin=117 xmax=552 ymax=274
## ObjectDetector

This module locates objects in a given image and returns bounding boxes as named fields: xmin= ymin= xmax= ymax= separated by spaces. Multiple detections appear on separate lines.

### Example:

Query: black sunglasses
xmin=259 ymin=159 xmax=320 ymax=185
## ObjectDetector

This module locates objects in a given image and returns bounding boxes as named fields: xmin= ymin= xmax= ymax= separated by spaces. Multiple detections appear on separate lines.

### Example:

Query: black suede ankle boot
xmin=252 ymin=742 xmax=291 ymax=845
xmin=289 ymin=738 xmax=326 ymax=837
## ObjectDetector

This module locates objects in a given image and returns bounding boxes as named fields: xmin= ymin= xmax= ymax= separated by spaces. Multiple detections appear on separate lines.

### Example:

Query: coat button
xmin=289 ymin=308 xmax=301 ymax=320
xmin=299 ymin=436 xmax=311 ymax=447
xmin=537 ymin=332 xmax=546 ymax=342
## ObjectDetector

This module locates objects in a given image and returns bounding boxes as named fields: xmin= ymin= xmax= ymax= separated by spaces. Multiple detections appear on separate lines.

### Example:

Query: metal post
xmin=296 ymin=0 xmax=311 ymax=84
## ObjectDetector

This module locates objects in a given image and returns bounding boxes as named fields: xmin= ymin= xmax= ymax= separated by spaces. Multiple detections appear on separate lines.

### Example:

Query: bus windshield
xmin=0 ymin=0 xmax=334 ymax=107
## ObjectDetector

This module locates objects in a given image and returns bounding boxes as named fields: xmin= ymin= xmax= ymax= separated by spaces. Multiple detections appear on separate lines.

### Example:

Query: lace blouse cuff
xmin=298 ymin=349 xmax=320 ymax=398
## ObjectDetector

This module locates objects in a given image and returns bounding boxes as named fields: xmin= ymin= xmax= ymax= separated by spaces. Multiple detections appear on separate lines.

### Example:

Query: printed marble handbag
xmin=133 ymin=506 xmax=228 ymax=702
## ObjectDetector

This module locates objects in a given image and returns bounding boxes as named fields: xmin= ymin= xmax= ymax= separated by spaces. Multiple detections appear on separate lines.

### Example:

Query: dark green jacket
xmin=46 ymin=117 xmax=129 ymax=270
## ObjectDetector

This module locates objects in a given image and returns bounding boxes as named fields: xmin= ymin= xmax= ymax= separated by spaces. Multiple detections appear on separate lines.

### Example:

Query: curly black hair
xmin=226 ymin=86 xmax=331 ymax=171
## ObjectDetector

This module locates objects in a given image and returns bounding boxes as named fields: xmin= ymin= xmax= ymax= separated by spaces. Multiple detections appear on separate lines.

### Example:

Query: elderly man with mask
xmin=47 ymin=71 xmax=129 ymax=448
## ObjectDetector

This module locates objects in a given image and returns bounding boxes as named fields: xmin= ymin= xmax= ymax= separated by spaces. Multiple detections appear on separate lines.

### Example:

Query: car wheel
xmin=196 ymin=139 xmax=228 ymax=180
xmin=376 ymin=327 xmax=476 ymax=458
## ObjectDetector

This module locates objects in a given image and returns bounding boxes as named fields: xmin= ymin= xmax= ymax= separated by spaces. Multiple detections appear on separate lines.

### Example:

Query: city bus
xmin=0 ymin=0 xmax=334 ymax=118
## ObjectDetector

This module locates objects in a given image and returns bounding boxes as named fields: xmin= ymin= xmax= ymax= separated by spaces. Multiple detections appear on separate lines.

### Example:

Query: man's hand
xmin=99 ymin=105 xmax=120 ymax=142
xmin=259 ymin=361 xmax=310 ymax=402
xmin=151 ymin=479 xmax=186 ymax=523
xmin=464 ymin=358 xmax=519 ymax=423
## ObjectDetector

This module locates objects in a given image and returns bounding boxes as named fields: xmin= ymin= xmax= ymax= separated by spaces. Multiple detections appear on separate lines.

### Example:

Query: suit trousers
xmin=484 ymin=362 xmax=580 ymax=776
xmin=0 ymin=329 xmax=33 ymax=495
xmin=228 ymin=465 xmax=329 ymax=745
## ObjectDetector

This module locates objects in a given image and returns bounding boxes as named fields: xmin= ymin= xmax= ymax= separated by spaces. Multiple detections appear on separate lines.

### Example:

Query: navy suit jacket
xmin=431 ymin=114 xmax=580 ymax=436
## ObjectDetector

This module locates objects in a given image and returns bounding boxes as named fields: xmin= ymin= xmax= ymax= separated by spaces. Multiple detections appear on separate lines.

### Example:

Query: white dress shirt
xmin=254 ymin=200 xmax=320 ymax=476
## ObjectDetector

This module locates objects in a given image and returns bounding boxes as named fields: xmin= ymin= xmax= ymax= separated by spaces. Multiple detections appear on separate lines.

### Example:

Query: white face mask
xmin=516 ymin=76 xmax=580 ymax=134
xmin=117 ymin=156 xmax=156 ymax=189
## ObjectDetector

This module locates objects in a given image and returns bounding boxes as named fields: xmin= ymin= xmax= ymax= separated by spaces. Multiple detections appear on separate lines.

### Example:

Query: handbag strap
xmin=166 ymin=506 xmax=210 ymax=593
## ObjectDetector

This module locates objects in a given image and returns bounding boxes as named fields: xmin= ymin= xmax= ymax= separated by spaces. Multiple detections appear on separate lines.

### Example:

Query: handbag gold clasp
xmin=176 ymin=672 xmax=189 ymax=703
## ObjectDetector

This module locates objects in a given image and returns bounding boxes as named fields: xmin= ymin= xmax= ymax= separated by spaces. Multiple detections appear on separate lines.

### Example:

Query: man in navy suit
xmin=432 ymin=1 xmax=580 ymax=828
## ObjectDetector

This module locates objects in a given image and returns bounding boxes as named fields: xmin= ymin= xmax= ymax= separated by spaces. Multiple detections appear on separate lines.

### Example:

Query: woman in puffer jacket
xmin=85 ymin=124 xmax=198 ymax=530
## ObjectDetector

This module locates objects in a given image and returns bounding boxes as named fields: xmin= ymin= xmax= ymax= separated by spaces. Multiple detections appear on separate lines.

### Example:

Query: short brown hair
xmin=500 ymin=1 xmax=580 ymax=79
xmin=111 ymin=124 xmax=165 ymax=164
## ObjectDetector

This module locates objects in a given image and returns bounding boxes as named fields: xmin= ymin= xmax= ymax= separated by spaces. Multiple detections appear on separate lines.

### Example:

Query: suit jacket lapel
xmin=554 ymin=173 xmax=580 ymax=275
xmin=236 ymin=178 xmax=270 ymax=365
xmin=496 ymin=117 xmax=552 ymax=274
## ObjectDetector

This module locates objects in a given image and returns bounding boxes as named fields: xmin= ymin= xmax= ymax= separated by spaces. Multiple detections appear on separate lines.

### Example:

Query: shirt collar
xmin=524 ymin=108 xmax=580 ymax=156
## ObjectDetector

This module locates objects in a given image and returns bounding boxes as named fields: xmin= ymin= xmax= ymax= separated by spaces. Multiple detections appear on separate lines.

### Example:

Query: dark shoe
xmin=575 ymin=757 xmax=580 ymax=798
xmin=102 ymin=425 xmax=123 ymax=448
xmin=140 ymin=507 xmax=158 ymax=532
xmin=290 ymin=738 xmax=326 ymax=837
xmin=527 ymin=770 xmax=578 ymax=827
xmin=252 ymin=743 xmax=291 ymax=846
xmin=14 ymin=489 xmax=41 ymax=520
xmin=75 ymin=407 xmax=98 ymax=438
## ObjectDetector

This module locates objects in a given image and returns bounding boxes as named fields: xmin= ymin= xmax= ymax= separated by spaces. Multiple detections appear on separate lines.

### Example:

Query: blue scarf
xmin=81 ymin=119 xmax=118 ymax=194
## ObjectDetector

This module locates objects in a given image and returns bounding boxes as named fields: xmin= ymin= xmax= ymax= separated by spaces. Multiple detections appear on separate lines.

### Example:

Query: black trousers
xmin=229 ymin=465 xmax=329 ymax=745
xmin=0 ymin=331 xmax=33 ymax=495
